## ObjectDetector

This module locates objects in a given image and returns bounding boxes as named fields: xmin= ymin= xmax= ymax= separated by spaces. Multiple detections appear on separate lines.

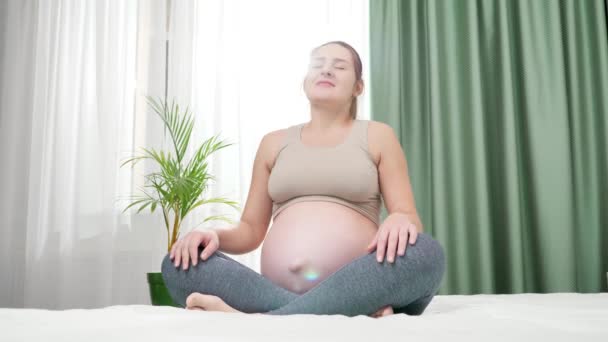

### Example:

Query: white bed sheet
xmin=1 ymin=293 xmax=607 ymax=342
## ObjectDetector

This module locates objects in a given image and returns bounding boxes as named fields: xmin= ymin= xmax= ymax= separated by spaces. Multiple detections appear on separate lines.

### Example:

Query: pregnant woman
xmin=161 ymin=41 xmax=446 ymax=318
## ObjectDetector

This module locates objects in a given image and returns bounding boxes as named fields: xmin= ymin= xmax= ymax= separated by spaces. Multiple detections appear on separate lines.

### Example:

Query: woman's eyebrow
xmin=311 ymin=57 xmax=349 ymax=63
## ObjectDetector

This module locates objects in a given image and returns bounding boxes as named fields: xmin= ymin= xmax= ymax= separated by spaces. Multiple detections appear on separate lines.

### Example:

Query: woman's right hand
xmin=170 ymin=229 xmax=220 ymax=270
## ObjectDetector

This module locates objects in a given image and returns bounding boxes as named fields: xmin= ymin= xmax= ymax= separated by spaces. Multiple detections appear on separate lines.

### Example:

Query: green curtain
xmin=370 ymin=0 xmax=608 ymax=295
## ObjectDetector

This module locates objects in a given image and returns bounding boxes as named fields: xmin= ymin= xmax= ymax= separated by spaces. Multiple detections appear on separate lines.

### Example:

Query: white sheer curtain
xmin=0 ymin=0 xmax=144 ymax=309
xmin=0 ymin=0 xmax=369 ymax=309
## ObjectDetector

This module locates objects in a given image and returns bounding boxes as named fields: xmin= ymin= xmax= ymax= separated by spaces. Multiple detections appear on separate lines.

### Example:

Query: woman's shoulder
xmin=261 ymin=124 xmax=295 ymax=170
xmin=365 ymin=119 xmax=394 ymax=166
xmin=263 ymin=123 xmax=297 ymax=147
xmin=365 ymin=119 xmax=396 ymax=140
xmin=365 ymin=119 xmax=391 ymax=130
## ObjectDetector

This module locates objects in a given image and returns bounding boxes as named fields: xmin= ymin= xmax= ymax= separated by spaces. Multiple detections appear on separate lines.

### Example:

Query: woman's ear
xmin=354 ymin=79 xmax=364 ymax=96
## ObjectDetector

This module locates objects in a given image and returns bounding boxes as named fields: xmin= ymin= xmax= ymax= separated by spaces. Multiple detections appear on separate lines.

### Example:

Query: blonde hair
xmin=311 ymin=41 xmax=363 ymax=120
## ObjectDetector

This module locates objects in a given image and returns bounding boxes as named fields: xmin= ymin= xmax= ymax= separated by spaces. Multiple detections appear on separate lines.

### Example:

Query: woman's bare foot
xmin=369 ymin=305 xmax=394 ymax=318
xmin=185 ymin=293 xmax=243 ymax=314
xmin=186 ymin=292 xmax=395 ymax=318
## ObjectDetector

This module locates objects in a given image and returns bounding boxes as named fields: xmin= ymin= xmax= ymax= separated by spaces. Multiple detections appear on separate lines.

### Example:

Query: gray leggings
xmin=161 ymin=232 xmax=446 ymax=316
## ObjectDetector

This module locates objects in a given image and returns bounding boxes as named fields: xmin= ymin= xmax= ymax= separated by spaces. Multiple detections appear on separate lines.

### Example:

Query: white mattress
xmin=1 ymin=293 xmax=607 ymax=342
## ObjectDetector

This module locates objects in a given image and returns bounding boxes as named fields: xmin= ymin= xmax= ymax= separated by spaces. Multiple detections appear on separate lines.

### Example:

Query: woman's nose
xmin=320 ymin=66 xmax=333 ymax=76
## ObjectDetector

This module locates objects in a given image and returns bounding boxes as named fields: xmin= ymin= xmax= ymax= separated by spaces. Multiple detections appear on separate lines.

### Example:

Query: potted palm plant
xmin=121 ymin=95 xmax=241 ymax=306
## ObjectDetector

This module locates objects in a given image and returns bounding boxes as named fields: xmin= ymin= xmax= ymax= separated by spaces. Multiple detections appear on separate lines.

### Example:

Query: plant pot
xmin=147 ymin=272 xmax=181 ymax=307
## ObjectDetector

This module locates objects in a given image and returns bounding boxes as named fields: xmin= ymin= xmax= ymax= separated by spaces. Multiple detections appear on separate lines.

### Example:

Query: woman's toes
xmin=370 ymin=305 xmax=391 ymax=318
xmin=187 ymin=306 xmax=204 ymax=311
xmin=185 ymin=293 xmax=239 ymax=313
xmin=186 ymin=292 xmax=207 ymax=309
xmin=380 ymin=306 xmax=394 ymax=317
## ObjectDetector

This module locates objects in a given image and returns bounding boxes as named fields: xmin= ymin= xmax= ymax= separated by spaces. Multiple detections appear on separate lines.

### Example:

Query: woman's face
xmin=303 ymin=44 xmax=361 ymax=107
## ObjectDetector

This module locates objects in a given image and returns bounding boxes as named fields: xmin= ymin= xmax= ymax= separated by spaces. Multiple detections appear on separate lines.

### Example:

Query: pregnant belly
xmin=260 ymin=201 xmax=378 ymax=294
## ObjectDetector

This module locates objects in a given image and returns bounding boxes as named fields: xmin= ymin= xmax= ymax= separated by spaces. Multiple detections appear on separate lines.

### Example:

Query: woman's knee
xmin=397 ymin=233 xmax=446 ymax=276
xmin=418 ymin=234 xmax=446 ymax=287
xmin=160 ymin=247 xmax=223 ymax=280
xmin=161 ymin=253 xmax=183 ymax=285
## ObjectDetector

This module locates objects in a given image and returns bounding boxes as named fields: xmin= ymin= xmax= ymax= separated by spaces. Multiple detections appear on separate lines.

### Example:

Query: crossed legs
xmin=161 ymin=232 xmax=446 ymax=316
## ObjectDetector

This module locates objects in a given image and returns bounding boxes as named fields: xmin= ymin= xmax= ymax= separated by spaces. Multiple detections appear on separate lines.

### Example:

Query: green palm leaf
xmin=120 ymin=96 xmax=241 ymax=252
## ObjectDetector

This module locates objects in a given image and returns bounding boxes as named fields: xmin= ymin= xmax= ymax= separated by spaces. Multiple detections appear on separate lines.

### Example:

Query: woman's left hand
xmin=366 ymin=213 xmax=418 ymax=263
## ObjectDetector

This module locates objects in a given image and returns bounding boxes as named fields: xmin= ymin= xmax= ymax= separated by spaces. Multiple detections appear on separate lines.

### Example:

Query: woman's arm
xmin=205 ymin=130 xmax=283 ymax=255
xmin=371 ymin=121 xmax=424 ymax=232
xmin=210 ymin=221 xmax=260 ymax=255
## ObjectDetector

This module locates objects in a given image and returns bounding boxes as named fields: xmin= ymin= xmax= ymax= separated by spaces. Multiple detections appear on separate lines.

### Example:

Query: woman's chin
xmin=308 ymin=96 xmax=345 ymax=106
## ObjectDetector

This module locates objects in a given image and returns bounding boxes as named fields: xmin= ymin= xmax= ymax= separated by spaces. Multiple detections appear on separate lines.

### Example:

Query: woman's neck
xmin=308 ymin=103 xmax=352 ymax=130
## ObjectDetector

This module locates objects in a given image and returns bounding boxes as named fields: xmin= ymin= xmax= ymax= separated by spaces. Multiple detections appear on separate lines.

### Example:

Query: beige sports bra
xmin=267 ymin=119 xmax=383 ymax=226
